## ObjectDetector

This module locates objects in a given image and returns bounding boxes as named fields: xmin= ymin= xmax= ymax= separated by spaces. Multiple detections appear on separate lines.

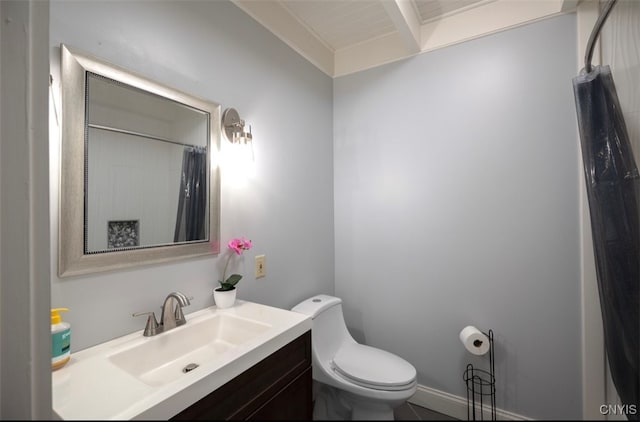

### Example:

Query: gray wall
xmin=333 ymin=14 xmax=581 ymax=419
xmin=50 ymin=0 xmax=334 ymax=351
xmin=49 ymin=3 xmax=584 ymax=419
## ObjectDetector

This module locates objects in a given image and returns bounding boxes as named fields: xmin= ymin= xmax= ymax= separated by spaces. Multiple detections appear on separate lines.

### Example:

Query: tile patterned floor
xmin=394 ymin=402 xmax=460 ymax=421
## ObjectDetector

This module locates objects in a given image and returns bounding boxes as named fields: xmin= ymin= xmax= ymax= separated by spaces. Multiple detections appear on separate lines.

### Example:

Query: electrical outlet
xmin=255 ymin=255 xmax=266 ymax=278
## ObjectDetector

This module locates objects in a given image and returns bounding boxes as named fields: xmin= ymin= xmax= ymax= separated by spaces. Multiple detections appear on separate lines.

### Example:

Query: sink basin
xmin=52 ymin=300 xmax=312 ymax=420
xmin=108 ymin=314 xmax=271 ymax=387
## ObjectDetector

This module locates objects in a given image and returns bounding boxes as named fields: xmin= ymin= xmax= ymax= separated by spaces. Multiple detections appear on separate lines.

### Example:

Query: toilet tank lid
xmin=291 ymin=295 xmax=341 ymax=319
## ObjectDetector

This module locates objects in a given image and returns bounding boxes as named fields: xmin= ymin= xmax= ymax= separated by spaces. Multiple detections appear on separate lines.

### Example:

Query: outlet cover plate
xmin=255 ymin=255 xmax=265 ymax=278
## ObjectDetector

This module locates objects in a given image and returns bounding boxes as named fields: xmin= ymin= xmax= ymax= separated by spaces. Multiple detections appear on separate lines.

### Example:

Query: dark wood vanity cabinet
xmin=171 ymin=331 xmax=312 ymax=421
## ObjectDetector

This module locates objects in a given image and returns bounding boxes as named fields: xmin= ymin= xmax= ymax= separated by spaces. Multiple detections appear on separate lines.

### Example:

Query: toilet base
xmin=312 ymin=381 xmax=402 ymax=420
xmin=342 ymin=390 xmax=397 ymax=420
xmin=313 ymin=381 xmax=351 ymax=420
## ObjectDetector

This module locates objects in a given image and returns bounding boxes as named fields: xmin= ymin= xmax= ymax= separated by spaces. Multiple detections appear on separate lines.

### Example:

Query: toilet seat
xmin=332 ymin=343 xmax=416 ymax=391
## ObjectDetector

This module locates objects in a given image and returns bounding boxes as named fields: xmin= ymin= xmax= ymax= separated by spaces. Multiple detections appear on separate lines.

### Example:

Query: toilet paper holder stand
xmin=462 ymin=329 xmax=495 ymax=421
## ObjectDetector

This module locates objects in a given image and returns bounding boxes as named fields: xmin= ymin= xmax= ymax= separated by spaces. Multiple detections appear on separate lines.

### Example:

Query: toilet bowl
xmin=292 ymin=295 xmax=417 ymax=420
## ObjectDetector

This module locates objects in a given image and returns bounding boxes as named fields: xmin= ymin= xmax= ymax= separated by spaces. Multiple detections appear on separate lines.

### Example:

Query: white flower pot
xmin=214 ymin=288 xmax=237 ymax=309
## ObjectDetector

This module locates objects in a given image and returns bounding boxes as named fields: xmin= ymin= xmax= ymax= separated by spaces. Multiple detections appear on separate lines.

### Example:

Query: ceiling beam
xmin=561 ymin=0 xmax=579 ymax=12
xmin=380 ymin=0 xmax=422 ymax=54
xmin=420 ymin=0 xmax=570 ymax=54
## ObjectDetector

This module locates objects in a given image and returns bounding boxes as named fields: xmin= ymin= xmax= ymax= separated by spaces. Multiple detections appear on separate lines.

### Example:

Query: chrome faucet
xmin=133 ymin=291 xmax=191 ymax=337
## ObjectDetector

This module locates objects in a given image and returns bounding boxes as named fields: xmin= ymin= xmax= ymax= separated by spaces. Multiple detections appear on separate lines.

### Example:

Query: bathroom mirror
xmin=59 ymin=44 xmax=220 ymax=277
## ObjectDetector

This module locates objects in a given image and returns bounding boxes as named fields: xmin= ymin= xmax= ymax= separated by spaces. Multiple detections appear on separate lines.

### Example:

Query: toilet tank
xmin=292 ymin=295 xmax=356 ymax=365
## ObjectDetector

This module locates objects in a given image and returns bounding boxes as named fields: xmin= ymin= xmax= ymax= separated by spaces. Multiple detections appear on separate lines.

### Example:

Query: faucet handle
xmin=173 ymin=294 xmax=193 ymax=326
xmin=174 ymin=306 xmax=187 ymax=327
xmin=133 ymin=311 xmax=160 ymax=337
xmin=174 ymin=291 xmax=192 ymax=306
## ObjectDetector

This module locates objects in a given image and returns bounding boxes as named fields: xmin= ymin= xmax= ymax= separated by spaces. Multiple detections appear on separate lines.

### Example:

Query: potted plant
xmin=214 ymin=236 xmax=252 ymax=308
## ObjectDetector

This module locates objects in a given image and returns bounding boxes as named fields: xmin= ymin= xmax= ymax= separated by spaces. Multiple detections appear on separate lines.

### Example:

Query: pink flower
xmin=227 ymin=237 xmax=252 ymax=255
xmin=218 ymin=236 xmax=253 ymax=291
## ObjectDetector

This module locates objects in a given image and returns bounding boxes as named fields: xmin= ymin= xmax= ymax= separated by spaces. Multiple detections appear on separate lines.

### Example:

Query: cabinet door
xmin=171 ymin=331 xmax=311 ymax=420
xmin=248 ymin=367 xmax=312 ymax=420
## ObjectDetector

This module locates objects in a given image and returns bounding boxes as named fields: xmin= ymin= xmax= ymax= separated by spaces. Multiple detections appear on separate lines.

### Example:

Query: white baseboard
xmin=408 ymin=384 xmax=531 ymax=421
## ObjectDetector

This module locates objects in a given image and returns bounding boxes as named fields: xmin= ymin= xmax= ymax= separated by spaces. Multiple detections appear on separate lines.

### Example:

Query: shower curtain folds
xmin=174 ymin=146 xmax=207 ymax=243
xmin=573 ymin=64 xmax=640 ymax=416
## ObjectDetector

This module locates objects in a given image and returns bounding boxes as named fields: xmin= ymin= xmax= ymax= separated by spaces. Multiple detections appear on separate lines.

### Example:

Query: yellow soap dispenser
xmin=51 ymin=308 xmax=71 ymax=370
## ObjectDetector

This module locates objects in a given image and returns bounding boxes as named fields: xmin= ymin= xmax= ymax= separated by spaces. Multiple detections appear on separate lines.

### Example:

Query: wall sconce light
xmin=222 ymin=107 xmax=252 ymax=145
xmin=221 ymin=108 xmax=255 ymax=182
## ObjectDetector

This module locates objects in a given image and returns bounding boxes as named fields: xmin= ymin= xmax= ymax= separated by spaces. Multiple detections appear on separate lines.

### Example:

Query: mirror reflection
xmin=85 ymin=74 xmax=209 ymax=253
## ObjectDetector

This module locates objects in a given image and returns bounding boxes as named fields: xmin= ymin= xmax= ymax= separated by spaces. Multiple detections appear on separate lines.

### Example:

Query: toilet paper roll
xmin=459 ymin=325 xmax=490 ymax=356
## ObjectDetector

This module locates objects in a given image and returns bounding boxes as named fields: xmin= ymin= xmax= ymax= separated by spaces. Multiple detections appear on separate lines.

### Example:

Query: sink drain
xmin=182 ymin=363 xmax=199 ymax=373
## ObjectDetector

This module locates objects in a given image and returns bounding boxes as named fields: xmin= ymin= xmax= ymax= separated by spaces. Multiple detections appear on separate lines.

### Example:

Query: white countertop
xmin=52 ymin=300 xmax=311 ymax=420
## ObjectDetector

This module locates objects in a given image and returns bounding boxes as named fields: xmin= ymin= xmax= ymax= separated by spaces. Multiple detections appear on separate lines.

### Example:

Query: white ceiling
xmin=280 ymin=0 xmax=487 ymax=51
xmin=231 ymin=0 xmax=578 ymax=77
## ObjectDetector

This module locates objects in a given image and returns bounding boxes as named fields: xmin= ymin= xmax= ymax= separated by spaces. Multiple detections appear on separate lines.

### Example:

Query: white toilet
xmin=292 ymin=294 xmax=417 ymax=420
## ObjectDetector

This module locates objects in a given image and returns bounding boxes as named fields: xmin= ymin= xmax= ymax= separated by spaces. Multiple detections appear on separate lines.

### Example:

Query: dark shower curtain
xmin=573 ymin=64 xmax=640 ymax=416
xmin=174 ymin=146 xmax=207 ymax=242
